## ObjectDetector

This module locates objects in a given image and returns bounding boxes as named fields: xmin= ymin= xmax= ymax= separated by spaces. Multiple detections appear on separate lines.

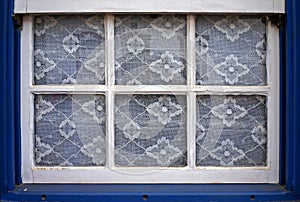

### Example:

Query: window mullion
xmin=187 ymin=92 xmax=196 ymax=169
xmin=266 ymin=20 xmax=280 ymax=181
xmin=191 ymin=86 xmax=270 ymax=95
xmin=106 ymin=14 xmax=115 ymax=87
xmin=21 ymin=15 xmax=34 ymax=182
xmin=105 ymin=14 xmax=115 ymax=168
xmin=112 ymin=85 xmax=189 ymax=94
xmin=187 ymin=14 xmax=196 ymax=169
xmin=29 ymin=85 xmax=108 ymax=94
xmin=187 ymin=14 xmax=196 ymax=87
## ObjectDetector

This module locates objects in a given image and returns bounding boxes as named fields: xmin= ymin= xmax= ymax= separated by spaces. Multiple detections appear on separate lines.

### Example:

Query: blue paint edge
xmin=0 ymin=0 xmax=21 ymax=196
xmin=285 ymin=0 xmax=300 ymax=195
xmin=1 ymin=0 xmax=300 ymax=201
xmin=0 ymin=0 xmax=8 ymax=196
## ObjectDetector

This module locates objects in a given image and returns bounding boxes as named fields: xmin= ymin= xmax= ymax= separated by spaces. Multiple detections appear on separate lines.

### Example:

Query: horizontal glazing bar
xmin=30 ymin=85 xmax=270 ymax=94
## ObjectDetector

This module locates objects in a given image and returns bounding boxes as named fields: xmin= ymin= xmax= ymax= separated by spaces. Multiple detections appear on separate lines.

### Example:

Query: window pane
xmin=35 ymin=94 xmax=106 ymax=166
xmin=196 ymin=15 xmax=266 ymax=85
xmin=196 ymin=95 xmax=267 ymax=166
xmin=115 ymin=15 xmax=187 ymax=85
xmin=115 ymin=94 xmax=187 ymax=166
xmin=34 ymin=15 xmax=105 ymax=85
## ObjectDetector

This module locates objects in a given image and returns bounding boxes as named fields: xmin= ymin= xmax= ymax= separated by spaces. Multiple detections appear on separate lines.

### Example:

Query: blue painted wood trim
xmin=0 ymin=0 xmax=8 ymax=195
xmin=279 ymin=14 xmax=286 ymax=186
xmin=1 ymin=184 xmax=298 ymax=202
xmin=285 ymin=0 xmax=300 ymax=195
xmin=7 ymin=0 xmax=16 ymax=191
xmin=0 ymin=0 xmax=10 ymax=195
xmin=0 ymin=0 xmax=21 ymax=195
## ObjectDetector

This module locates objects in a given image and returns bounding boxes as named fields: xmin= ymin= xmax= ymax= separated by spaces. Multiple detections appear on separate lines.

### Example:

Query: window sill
xmin=3 ymin=184 xmax=298 ymax=202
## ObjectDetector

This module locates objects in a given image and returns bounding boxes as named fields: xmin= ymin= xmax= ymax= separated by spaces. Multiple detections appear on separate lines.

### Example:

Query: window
xmin=18 ymin=1 xmax=283 ymax=184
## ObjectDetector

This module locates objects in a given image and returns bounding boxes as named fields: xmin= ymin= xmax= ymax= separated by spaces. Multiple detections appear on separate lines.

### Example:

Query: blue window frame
xmin=0 ymin=0 xmax=299 ymax=201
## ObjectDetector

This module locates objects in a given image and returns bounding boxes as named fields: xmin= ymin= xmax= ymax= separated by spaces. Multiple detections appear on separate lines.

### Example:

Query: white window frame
xmin=18 ymin=0 xmax=283 ymax=184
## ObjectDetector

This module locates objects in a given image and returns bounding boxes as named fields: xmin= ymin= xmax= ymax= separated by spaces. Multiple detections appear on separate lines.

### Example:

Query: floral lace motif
xmin=211 ymin=97 xmax=247 ymax=127
xmin=211 ymin=139 xmax=245 ymax=166
xmin=34 ymin=15 xmax=105 ymax=85
xmin=150 ymin=15 xmax=186 ymax=39
xmin=34 ymin=49 xmax=56 ymax=80
xmin=145 ymin=137 xmax=182 ymax=166
xmin=215 ymin=16 xmax=250 ymax=42
xmin=214 ymin=54 xmax=250 ymax=85
xmin=115 ymin=94 xmax=187 ymax=166
xmin=196 ymin=95 xmax=267 ymax=167
xmin=35 ymin=95 xmax=106 ymax=166
xmin=114 ymin=15 xmax=186 ymax=85
xmin=149 ymin=51 xmax=185 ymax=82
xmin=251 ymin=125 xmax=267 ymax=145
xmin=126 ymin=35 xmax=145 ymax=56
xmin=146 ymin=95 xmax=183 ymax=125
xmin=34 ymin=16 xmax=57 ymax=36
xmin=196 ymin=15 xmax=267 ymax=85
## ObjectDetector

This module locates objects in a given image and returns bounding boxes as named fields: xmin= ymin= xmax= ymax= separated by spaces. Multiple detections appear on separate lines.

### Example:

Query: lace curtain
xmin=196 ymin=95 xmax=267 ymax=166
xmin=33 ymin=14 xmax=268 ymax=168
xmin=34 ymin=15 xmax=106 ymax=85
xmin=196 ymin=15 xmax=266 ymax=85
xmin=115 ymin=94 xmax=187 ymax=166
xmin=35 ymin=94 xmax=106 ymax=166
xmin=114 ymin=15 xmax=187 ymax=85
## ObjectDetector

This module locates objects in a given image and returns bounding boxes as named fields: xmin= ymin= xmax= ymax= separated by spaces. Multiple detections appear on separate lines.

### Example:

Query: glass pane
xmin=115 ymin=15 xmax=187 ymax=85
xmin=115 ymin=94 xmax=187 ymax=166
xmin=35 ymin=94 xmax=106 ymax=166
xmin=196 ymin=95 xmax=267 ymax=166
xmin=196 ymin=15 xmax=267 ymax=85
xmin=34 ymin=15 xmax=105 ymax=85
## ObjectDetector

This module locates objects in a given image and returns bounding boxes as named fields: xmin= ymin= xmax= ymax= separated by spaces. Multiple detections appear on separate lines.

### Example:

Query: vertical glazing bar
xmin=187 ymin=91 xmax=196 ymax=169
xmin=21 ymin=15 xmax=34 ymax=182
xmin=106 ymin=14 xmax=115 ymax=87
xmin=187 ymin=15 xmax=196 ymax=169
xmin=187 ymin=15 xmax=196 ymax=86
xmin=105 ymin=14 xmax=115 ymax=168
xmin=266 ymin=20 xmax=280 ymax=182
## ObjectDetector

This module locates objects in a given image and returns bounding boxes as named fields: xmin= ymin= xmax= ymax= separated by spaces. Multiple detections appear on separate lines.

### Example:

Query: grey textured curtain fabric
xmin=196 ymin=95 xmax=267 ymax=166
xmin=115 ymin=94 xmax=187 ymax=166
xmin=34 ymin=15 xmax=105 ymax=85
xmin=35 ymin=94 xmax=106 ymax=166
xmin=114 ymin=15 xmax=187 ymax=85
xmin=196 ymin=15 xmax=266 ymax=85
